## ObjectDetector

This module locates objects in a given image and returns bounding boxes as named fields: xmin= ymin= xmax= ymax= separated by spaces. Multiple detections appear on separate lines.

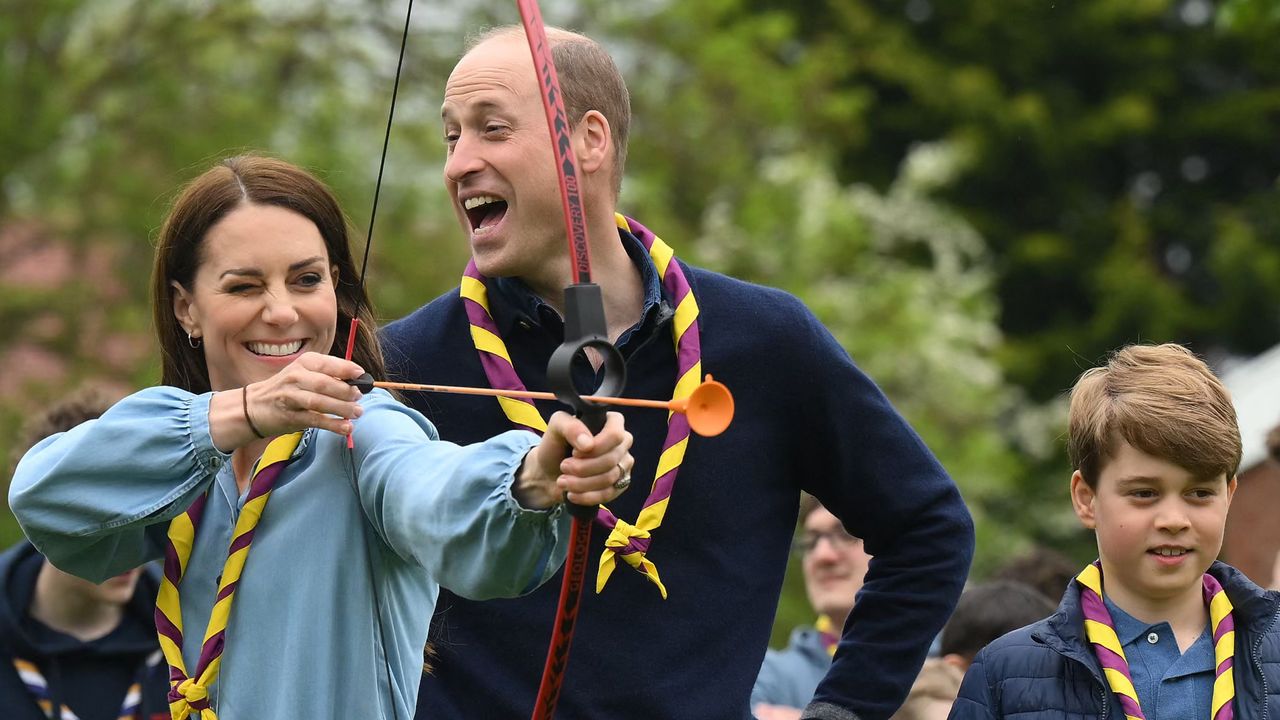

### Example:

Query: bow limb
xmin=515 ymin=3 xmax=626 ymax=718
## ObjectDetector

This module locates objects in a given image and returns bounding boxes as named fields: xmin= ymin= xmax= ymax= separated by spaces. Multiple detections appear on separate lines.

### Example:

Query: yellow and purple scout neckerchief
xmin=815 ymin=615 xmax=840 ymax=657
xmin=13 ymin=650 xmax=162 ymax=720
xmin=460 ymin=213 xmax=701 ymax=599
xmin=154 ymin=432 xmax=302 ymax=720
xmin=1077 ymin=561 xmax=1236 ymax=720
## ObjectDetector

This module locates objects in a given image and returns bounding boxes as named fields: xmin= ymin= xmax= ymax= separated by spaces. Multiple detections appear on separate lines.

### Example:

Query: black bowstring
xmin=353 ymin=3 xmax=415 ymax=720
xmin=356 ymin=0 xmax=416 ymax=309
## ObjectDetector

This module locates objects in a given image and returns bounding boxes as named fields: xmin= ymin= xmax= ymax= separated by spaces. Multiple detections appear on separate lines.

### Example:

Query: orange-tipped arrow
xmin=359 ymin=375 xmax=734 ymax=437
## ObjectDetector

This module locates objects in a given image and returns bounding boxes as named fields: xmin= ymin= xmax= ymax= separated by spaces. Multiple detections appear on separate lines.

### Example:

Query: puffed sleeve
xmin=9 ymin=387 xmax=229 ymax=582
xmin=347 ymin=390 xmax=570 ymax=599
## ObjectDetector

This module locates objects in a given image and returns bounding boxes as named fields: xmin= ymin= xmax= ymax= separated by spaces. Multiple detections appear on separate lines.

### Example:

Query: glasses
xmin=795 ymin=528 xmax=861 ymax=555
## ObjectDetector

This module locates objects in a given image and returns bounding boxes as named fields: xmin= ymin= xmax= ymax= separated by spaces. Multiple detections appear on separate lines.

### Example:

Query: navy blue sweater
xmin=950 ymin=561 xmax=1280 ymax=720
xmin=385 ymin=231 xmax=973 ymax=720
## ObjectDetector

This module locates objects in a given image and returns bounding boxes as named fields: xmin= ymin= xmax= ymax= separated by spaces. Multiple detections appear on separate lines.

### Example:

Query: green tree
xmin=695 ymin=142 xmax=1040 ymax=641
xmin=0 ymin=0 xmax=1071 ymax=646
xmin=0 ymin=0 xmax=469 ymax=544
xmin=604 ymin=0 xmax=1280 ymax=589
xmin=12 ymin=0 xmax=1266 ymax=652
xmin=1219 ymin=0 xmax=1280 ymax=30
xmin=630 ymin=0 xmax=1280 ymax=399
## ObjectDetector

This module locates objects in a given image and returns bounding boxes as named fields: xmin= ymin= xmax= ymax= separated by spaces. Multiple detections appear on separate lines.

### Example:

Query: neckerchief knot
xmin=603 ymin=516 xmax=652 ymax=554
xmin=815 ymin=614 xmax=839 ymax=657
xmin=173 ymin=677 xmax=209 ymax=705
xmin=597 ymin=515 xmax=667 ymax=598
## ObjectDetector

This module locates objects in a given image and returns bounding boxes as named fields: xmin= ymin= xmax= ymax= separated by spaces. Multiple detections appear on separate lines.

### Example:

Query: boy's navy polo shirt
xmin=1105 ymin=595 xmax=1215 ymax=720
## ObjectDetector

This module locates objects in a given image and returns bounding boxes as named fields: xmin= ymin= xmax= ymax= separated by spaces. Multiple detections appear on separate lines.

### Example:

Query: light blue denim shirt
xmin=1105 ymin=595 xmax=1215 ymax=720
xmin=9 ymin=387 xmax=568 ymax=719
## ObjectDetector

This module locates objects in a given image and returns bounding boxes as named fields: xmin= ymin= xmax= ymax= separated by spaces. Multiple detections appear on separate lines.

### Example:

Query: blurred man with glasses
xmin=754 ymin=495 xmax=872 ymax=719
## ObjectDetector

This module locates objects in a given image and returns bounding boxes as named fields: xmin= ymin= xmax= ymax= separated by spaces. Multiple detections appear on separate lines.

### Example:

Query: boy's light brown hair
xmin=1068 ymin=343 xmax=1241 ymax=487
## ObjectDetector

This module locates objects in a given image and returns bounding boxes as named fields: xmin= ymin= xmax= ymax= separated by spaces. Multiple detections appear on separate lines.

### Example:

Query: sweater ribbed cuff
xmin=801 ymin=702 xmax=861 ymax=720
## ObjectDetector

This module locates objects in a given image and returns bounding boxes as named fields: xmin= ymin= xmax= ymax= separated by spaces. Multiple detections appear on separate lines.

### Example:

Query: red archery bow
xmin=512 ymin=3 xmax=630 ymax=717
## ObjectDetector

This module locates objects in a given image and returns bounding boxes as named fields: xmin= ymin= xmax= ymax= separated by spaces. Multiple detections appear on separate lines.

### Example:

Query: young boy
xmin=1 ymin=388 xmax=169 ymax=720
xmin=938 ymin=580 xmax=1057 ymax=672
xmin=950 ymin=343 xmax=1280 ymax=720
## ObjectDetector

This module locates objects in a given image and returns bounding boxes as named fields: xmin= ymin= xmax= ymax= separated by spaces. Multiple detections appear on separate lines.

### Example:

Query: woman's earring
xmin=187 ymin=331 xmax=202 ymax=349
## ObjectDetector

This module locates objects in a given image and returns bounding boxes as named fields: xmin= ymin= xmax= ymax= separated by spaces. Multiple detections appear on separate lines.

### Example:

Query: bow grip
xmin=548 ymin=283 xmax=627 ymax=519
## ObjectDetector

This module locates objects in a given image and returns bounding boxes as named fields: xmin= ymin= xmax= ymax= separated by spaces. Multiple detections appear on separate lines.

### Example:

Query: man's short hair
xmin=939 ymin=581 xmax=1056 ymax=661
xmin=1067 ymin=343 xmax=1241 ymax=487
xmin=466 ymin=26 xmax=631 ymax=198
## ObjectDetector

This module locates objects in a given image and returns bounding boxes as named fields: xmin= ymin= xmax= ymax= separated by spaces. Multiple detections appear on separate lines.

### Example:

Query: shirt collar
xmin=1104 ymin=595 xmax=1216 ymax=678
xmin=488 ymin=224 xmax=668 ymax=337
xmin=1104 ymin=594 xmax=1167 ymax=647
xmin=1167 ymin=630 xmax=1215 ymax=679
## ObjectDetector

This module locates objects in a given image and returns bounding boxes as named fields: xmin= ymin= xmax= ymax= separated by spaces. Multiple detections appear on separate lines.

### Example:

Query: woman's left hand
xmin=514 ymin=411 xmax=634 ymax=510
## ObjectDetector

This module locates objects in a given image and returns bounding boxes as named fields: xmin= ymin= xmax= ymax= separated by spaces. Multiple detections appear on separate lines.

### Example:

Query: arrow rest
xmin=548 ymin=283 xmax=626 ymax=519
xmin=548 ymin=284 xmax=627 ymax=424
xmin=349 ymin=373 xmax=376 ymax=395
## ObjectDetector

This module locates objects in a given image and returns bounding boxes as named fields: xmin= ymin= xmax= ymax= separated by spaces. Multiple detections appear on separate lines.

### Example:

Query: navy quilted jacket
xmin=950 ymin=562 xmax=1280 ymax=720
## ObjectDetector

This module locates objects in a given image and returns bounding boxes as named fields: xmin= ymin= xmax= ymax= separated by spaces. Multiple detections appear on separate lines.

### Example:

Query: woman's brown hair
xmin=152 ymin=155 xmax=385 ymax=392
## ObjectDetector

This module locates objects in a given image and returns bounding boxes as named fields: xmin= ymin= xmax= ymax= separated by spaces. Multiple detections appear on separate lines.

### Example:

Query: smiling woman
xmin=7 ymin=155 xmax=636 ymax=720
xmin=152 ymin=155 xmax=381 ymax=398
xmin=174 ymin=205 xmax=340 ymax=389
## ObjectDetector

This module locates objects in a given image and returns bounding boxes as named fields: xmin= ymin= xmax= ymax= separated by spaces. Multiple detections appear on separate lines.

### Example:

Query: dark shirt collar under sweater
xmin=488 ymin=226 xmax=672 ymax=344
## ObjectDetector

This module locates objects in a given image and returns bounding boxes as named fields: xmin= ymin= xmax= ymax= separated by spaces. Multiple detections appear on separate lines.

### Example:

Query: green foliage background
xmin=2 ymin=0 xmax=1277 ymax=647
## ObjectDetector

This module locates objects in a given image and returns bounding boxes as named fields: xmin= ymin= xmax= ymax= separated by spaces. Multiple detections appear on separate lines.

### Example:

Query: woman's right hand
xmin=209 ymin=352 xmax=366 ymax=450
